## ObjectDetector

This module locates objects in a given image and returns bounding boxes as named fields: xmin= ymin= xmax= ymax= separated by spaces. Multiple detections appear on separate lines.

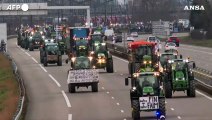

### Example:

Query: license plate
xmin=139 ymin=96 xmax=159 ymax=110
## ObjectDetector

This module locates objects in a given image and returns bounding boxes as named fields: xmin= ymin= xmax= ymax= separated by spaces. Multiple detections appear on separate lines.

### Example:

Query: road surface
xmin=7 ymin=38 xmax=212 ymax=120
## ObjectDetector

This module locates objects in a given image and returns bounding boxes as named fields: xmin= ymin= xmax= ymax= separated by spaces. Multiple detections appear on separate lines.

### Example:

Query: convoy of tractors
xmin=17 ymin=25 xmax=196 ymax=120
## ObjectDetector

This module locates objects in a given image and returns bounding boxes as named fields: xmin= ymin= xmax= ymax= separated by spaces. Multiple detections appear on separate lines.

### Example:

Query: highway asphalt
xmin=7 ymin=38 xmax=212 ymax=120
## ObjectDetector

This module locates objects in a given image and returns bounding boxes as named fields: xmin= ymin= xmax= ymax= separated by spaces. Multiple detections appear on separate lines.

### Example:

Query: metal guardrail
xmin=107 ymin=42 xmax=212 ymax=95
xmin=3 ymin=35 xmax=26 ymax=120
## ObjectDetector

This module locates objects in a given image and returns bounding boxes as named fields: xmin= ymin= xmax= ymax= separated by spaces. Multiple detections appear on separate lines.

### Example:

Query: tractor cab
xmin=125 ymin=72 xmax=166 ymax=120
xmin=70 ymin=56 xmax=93 ymax=69
xmin=75 ymin=38 xmax=89 ymax=57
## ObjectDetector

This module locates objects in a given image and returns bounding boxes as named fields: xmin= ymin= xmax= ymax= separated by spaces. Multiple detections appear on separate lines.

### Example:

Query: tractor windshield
xmin=74 ymin=57 xmax=91 ymax=69
xmin=172 ymin=62 xmax=186 ymax=71
xmin=136 ymin=74 xmax=159 ymax=95
xmin=137 ymin=75 xmax=157 ymax=88
xmin=76 ymin=39 xmax=88 ymax=46
xmin=160 ymin=54 xmax=176 ymax=66
xmin=136 ymin=46 xmax=152 ymax=56
xmin=172 ymin=62 xmax=187 ymax=80
xmin=46 ymin=45 xmax=59 ymax=51
xmin=92 ymin=35 xmax=102 ymax=42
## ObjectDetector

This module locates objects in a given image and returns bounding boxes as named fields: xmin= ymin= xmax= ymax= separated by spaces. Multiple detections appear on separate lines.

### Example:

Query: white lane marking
xmin=61 ymin=90 xmax=71 ymax=107
xmin=101 ymin=87 xmax=105 ymax=90
xmin=196 ymin=90 xmax=212 ymax=101
xmin=106 ymin=91 xmax=110 ymax=94
xmin=123 ymin=119 xmax=127 ymax=120
xmin=31 ymin=57 xmax=38 ymax=63
xmin=120 ymin=110 xmax=124 ymax=113
xmin=39 ymin=64 xmax=47 ymax=72
xmin=170 ymin=108 xmax=174 ymax=111
xmin=113 ymin=55 xmax=128 ymax=63
xmin=49 ymin=74 xmax=61 ymax=87
xmin=117 ymin=103 xmax=120 ymax=106
xmin=25 ymin=52 xmax=31 ymax=56
xmin=177 ymin=116 xmax=182 ymax=119
xmin=68 ymin=114 xmax=72 ymax=120
xmin=165 ymin=101 xmax=167 ymax=104
xmin=111 ymin=97 xmax=115 ymax=99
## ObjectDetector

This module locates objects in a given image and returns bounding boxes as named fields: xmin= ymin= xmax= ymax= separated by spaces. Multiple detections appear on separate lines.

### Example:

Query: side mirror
xmin=180 ymin=54 xmax=183 ymax=59
xmin=193 ymin=63 xmax=196 ymax=68
xmin=125 ymin=78 xmax=129 ymax=86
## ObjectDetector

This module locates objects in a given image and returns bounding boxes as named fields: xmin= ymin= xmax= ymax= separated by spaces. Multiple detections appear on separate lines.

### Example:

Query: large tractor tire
xmin=187 ymin=80 xmax=196 ymax=97
xmin=57 ymin=56 xmax=62 ymax=66
xmin=131 ymin=100 xmax=140 ymax=120
xmin=29 ymin=44 xmax=34 ymax=51
xmin=40 ymin=52 xmax=44 ymax=63
xmin=106 ymin=59 xmax=114 ymax=73
xmin=92 ymin=83 xmax=98 ymax=92
xmin=68 ymin=83 xmax=76 ymax=93
xmin=164 ymin=81 xmax=172 ymax=98
xmin=159 ymin=98 xmax=166 ymax=116
xmin=43 ymin=57 xmax=48 ymax=67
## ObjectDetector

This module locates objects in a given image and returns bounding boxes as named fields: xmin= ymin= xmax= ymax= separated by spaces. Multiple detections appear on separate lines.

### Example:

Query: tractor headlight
xmin=71 ymin=57 xmax=76 ymax=62
xmin=93 ymin=66 xmax=96 ymax=69
xmin=102 ymin=43 xmax=106 ymax=46
xmin=91 ymin=51 xmax=94 ymax=54
xmin=88 ymin=56 xmax=93 ymax=61
xmin=176 ymin=78 xmax=179 ymax=81
xmin=95 ymin=43 xmax=98 ymax=46
xmin=160 ymin=85 xmax=163 ymax=90
xmin=132 ymin=87 xmax=136 ymax=91
xmin=182 ymin=78 xmax=185 ymax=80
xmin=149 ymin=61 xmax=152 ymax=64
xmin=40 ymin=31 xmax=43 ymax=34
xmin=42 ymin=36 xmax=45 ymax=39
xmin=30 ymin=36 xmax=32 ymax=39
xmin=143 ymin=61 xmax=147 ymax=64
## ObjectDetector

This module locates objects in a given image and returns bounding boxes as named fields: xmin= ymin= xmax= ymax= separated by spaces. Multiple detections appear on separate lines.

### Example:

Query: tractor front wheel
xmin=57 ymin=56 xmax=62 ymax=66
xmin=106 ymin=59 xmax=114 ymax=73
xmin=164 ymin=81 xmax=172 ymax=98
xmin=68 ymin=83 xmax=76 ymax=93
xmin=131 ymin=100 xmax=140 ymax=120
xmin=187 ymin=80 xmax=196 ymax=97
xmin=159 ymin=98 xmax=166 ymax=117
xmin=43 ymin=57 xmax=48 ymax=67
xmin=92 ymin=83 xmax=98 ymax=92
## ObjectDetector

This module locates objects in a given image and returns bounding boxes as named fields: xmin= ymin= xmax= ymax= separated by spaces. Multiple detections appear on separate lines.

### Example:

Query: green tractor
xmin=28 ymin=31 xmax=44 ymax=51
xmin=158 ymin=53 xmax=182 ymax=72
xmin=90 ymin=34 xmax=114 ymax=73
xmin=163 ymin=59 xmax=196 ymax=98
xmin=125 ymin=72 xmax=166 ymax=120
xmin=67 ymin=56 xmax=99 ymax=93
xmin=40 ymin=42 xmax=62 ymax=67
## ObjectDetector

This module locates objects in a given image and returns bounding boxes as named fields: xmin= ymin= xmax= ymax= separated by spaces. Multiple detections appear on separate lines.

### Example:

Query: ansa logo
xmin=6 ymin=4 xmax=29 ymax=11
xmin=184 ymin=5 xmax=205 ymax=11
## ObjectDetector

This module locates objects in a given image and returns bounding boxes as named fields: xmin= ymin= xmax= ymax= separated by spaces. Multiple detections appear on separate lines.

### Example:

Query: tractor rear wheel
xmin=187 ymin=80 xmax=196 ymax=97
xmin=57 ymin=56 xmax=62 ymax=66
xmin=92 ymin=83 xmax=98 ymax=92
xmin=106 ymin=59 xmax=114 ymax=73
xmin=131 ymin=100 xmax=140 ymax=120
xmin=68 ymin=83 xmax=75 ymax=93
xmin=159 ymin=98 xmax=166 ymax=116
xmin=165 ymin=81 xmax=172 ymax=98
xmin=43 ymin=57 xmax=48 ymax=67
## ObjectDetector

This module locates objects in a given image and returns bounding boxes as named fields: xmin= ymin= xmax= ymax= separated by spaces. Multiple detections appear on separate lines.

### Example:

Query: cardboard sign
xmin=67 ymin=69 xmax=99 ymax=83
xmin=139 ymin=96 xmax=159 ymax=110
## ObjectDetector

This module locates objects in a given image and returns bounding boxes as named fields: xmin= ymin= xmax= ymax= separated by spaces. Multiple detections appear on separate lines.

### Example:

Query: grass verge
xmin=0 ymin=53 xmax=19 ymax=120
xmin=178 ymin=36 xmax=212 ymax=48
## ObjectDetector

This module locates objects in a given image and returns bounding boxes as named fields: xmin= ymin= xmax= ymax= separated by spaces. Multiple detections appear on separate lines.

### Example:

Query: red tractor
xmin=127 ymin=40 xmax=159 ymax=76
